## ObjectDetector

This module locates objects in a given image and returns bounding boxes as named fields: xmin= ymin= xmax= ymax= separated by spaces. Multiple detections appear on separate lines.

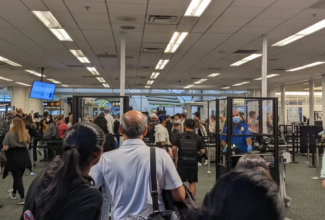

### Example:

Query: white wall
xmin=11 ymin=87 xmax=42 ymax=114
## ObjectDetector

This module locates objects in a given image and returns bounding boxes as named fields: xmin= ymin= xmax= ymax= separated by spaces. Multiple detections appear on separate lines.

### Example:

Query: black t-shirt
xmin=21 ymin=176 xmax=103 ymax=220
xmin=173 ymin=131 xmax=205 ymax=151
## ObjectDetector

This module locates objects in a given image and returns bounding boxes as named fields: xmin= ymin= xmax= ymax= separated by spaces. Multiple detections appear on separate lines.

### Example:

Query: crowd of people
xmin=0 ymin=108 xmax=286 ymax=220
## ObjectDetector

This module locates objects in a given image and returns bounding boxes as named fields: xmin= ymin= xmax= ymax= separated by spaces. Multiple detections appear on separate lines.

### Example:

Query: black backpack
xmin=177 ymin=133 xmax=198 ymax=165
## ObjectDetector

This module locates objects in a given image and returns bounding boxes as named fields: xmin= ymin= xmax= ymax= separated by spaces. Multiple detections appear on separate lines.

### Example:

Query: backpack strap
xmin=150 ymin=147 xmax=159 ymax=212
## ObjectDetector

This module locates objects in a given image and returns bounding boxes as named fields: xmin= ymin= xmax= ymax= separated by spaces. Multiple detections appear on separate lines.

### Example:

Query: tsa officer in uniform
xmin=220 ymin=110 xmax=253 ymax=158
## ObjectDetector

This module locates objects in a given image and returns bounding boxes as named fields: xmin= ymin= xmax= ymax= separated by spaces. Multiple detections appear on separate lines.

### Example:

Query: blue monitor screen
xmin=29 ymin=81 xmax=56 ymax=101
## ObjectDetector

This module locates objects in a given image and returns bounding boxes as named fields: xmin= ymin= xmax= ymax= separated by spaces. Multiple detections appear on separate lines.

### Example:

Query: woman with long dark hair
xmin=3 ymin=118 xmax=31 ymax=205
xmin=21 ymin=122 xmax=105 ymax=220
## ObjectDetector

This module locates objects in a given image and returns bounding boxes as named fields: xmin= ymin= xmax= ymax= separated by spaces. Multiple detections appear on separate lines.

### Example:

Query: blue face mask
xmin=233 ymin=116 xmax=240 ymax=124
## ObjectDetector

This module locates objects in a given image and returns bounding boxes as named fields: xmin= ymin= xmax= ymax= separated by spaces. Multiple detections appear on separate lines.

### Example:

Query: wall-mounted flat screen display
xmin=29 ymin=81 xmax=56 ymax=101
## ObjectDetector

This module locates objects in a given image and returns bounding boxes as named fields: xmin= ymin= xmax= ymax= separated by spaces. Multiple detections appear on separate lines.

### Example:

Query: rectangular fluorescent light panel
xmin=272 ymin=19 xmax=325 ymax=46
xmin=194 ymin=79 xmax=207 ymax=84
xmin=230 ymin=54 xmax=262 ymax=66
xmin=286 ymin=62 xmax=325 ymax=72
xmin=25 ymin=70 xmax=46 ymax=77
xmin=47 ymin=78 xmax=61 ymax=84
xmin=164 ymin=32 xmax=188 ymax=53
xmin=184 ymin=85 xmax=194 ymax=89
xmin=233 ymin=82 xmax=250 ymax=86
xmin=49 ymin=29 xmax=72 ymax=41
xmin=0 ymin=77 xmax=13 ymax=81
xmin=70 ymin=50 xmax=90 ymax=63
xmin=87 ymin=67 xmax=100 ymax=75
xmin=185 ymin=0 xmax=212 ymax=17
xmin=155 ymin=59 xmax=169 ymax=70
xmin=145 ymin=86 xmax=150 ymax=88
xmin=147 ymin=80 xmax=154 ymax=85
xmin=61 ymin=85 xmax=69 ymax=87
xmin=97 ymin=77 xmax=105 ymax=83
xmin=150 ymin=72 xmax=160 ymax=79
xmin=254 ymin=74 xmax=279 ymax=80
xmin=0 ymin=56 xmax=22 ymax=67
xmin=208 ymin=73 xmax=220 ymax=77
xmin=16 ymin=82 xmax=31 ymax=86
xmin=103 ymin=84 xmax=110 ymax=88
xmin=222 ymin=87 xmax=230 ymax=89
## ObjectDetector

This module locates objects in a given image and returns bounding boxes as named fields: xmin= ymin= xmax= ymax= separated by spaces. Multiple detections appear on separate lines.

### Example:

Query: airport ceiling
xmin=1 ymin=0 xmax=325 ymax=92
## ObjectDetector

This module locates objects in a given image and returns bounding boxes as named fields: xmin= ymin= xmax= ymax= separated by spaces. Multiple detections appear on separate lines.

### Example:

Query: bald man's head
xmin=121 ymin=110 xmax=147 ymax=139
xmin=17 ymin=108 xmax=23 ymax=115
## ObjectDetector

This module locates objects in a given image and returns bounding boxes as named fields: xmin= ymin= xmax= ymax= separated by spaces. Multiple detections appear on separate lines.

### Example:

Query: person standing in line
xmin=104 ymin=108 xmax=114 ymax=134
xmin=219 ymin=114 xmax=226 ymax=132
xmin=56 ymin=115 xmax=69 ymax=139
xmin=194 ymin=119 xmax=208 ymax=166
xmin=3 ymin=118 xmax=31 ymax=205
xmin=180 ymin=113 xmax=186 ymax=132
xmin=172 ymin=119 xmax=205 ymax=196
xmin=209 ymin=115 xmax=217 ymax=135
xmin=25 ymin=115 xmax=38 ymax=167
xmin=65 ymin=112 xmax=72 ymax=124
xmin=154 ymin=114 xmax=171 ymax=150
xmin=90 ymin=110 xmax=185 ymax=220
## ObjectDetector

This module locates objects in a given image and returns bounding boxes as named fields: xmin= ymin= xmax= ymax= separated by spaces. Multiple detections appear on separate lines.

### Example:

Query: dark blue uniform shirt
xmin=220 ymin=122 xmax=253 ymax=152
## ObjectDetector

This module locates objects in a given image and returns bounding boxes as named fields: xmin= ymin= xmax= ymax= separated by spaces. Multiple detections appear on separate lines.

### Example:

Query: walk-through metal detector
xmin=213 ymin=97 xmax=279 ymax=184
xmin=182 ymin=102 xmax=207 ymax=120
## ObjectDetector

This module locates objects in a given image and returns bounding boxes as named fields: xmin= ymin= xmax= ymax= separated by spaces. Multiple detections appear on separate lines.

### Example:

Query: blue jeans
xmin=101 ymin=185 xmax=110 ymax=220
xmin=43 ymin=148 xmax=48 ymax=159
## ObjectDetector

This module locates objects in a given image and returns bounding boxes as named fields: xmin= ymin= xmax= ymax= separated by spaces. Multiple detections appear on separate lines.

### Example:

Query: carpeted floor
xmin=0 ymin=154 xmax=324 ymax=220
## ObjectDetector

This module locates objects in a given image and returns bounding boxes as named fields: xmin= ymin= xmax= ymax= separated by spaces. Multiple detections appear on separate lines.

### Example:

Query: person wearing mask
xmin=25 ymin=115 xmax=38 ymax=167
xmin=154 ymin=114 xmax=171 ymax=150
xmin=220 ymin=110 xmax=253 ymax=166
xmin=104 ymin=108 xmax=114 ymax=134
xmin=56 ymin=115 xmax=69 ymax=139
xmin=21 ymin=122 xmax=104 ymax=220
xmin=148 ymin=113 xmax=158 ymax=143
xmin=90 ymin=110 xmax=185 ymax=220
xmin=194 ymin=119 xmax=208 ymax=167
xmin=65 ymin=112 xmax=72 ymax=124
xmin=185 ymin=169 xmax=284 ymax=220
xmin=209 ymin=115 xmax=216 ymax=134
xmin=172 ymin=119 xmax=205 ymax=196
xmin=3 ymin=118 xmax=31 ymax=205
xmin=93 ymin=116 xmax=115 ymax=220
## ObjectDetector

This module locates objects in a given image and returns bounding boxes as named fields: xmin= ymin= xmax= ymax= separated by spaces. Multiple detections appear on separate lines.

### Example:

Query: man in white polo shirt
xmin=90 ymin=110 xmax=185 ymax=220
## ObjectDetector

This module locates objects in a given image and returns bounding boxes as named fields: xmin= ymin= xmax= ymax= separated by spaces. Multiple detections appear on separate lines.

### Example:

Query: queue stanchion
xmin=309 ymin=135 xmax=317 ymax=168
xmin=291 ymin=123 xmax=298 ymax=164
xmin=304 ymin=134 xmax=310 ymax=164
xmin=203 ymin=146 xmax=214 ymax=174
xmin=27 ymin=138 xmax=37 ymax=176
xmin=311 ymin=139 xmax=321 ymax=180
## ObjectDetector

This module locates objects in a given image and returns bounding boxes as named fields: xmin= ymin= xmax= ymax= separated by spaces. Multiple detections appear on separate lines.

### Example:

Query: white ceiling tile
xmin=21 ymin=0 xmax=48 ymax=11
xmin=111 ymin=23 xmax=144 ymax=31
xmin=222 ymin=7 xmax=266 ymax=18
xmin=148 ymin=4 xmax=187 ymax=16
xmin=293 ymin=9 xmax=325 ymax=20
xmin=203 ymin=0 xmax=234 ymax=17
xmin=72 ymin=13 xmax=109 ymax=23
xmin=43 ymin=0 xmax=69 ymax=12
xmin=65 ymin=2 xmax=107 ymax=13
xmin=267 ymin=27 xmax=303 ymax=35
xmin=279 ymin=19 xmax=322 ymax=28
xmin=107 ymin=3 xmax=147 ymax=16
xmin=191 ymin=17 xmax=216 ymax=33
xmin=206 ymin=26 xmax=242 ymax=34
xmin=246 ymin=18 xmax=286 ymax=27
xmin=149 ymin=0 xmax=190 ymax=5
xmin=232 ymin=0 xmax=277 ymax=8
xmin=78 ymin=22 xmax=111 ymax=30
xmin=0 ymin=0 xmax=29 ymax=11
xmin=258 ymin=8 xmax=303 ymax=19
xmin=145 ymin=24 xmax=177 ymax=32
xmin=109 ymin=14 xmax=145 ymax=24
xmin=237 ymin=26 xmax=273 ymax=35
xmin=214 ymin=17 xmax=252 ymax=26
xmin=143 ymin=32 xmax=171 ymax=43
xmin=51 ymin=12 xmax=79 ymax=30
xmin=270 ymin=0 xmax=319 ymax=9
xmin=82 ymin=29 xmax=112 ymax=37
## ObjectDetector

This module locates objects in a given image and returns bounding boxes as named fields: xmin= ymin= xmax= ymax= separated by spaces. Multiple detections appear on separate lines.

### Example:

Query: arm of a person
xmin=244 ymin=125 xmax=253 ymax=146
xmin=220 ymin=126 xmax=227 ymax=148
xmin=246 ymin=138 xmax=252 ymax=146
xmin=3 ymin=133 xmax=9 ymax=150
xmin=199 ymin=137 xmax=205 ymax=154
xmin=172 ymin=145 xmax=178 ymax=164
xmin=26 ymin=144 xmax=29 ymax=150
xmin=89 ymin=157 xmax=105 ymax=189
xmin=164 ymin=152 xmax=185 ymax=201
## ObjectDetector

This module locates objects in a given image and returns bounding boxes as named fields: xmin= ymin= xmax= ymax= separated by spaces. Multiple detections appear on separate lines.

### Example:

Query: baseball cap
xmin=185 ymin=119 xmax=195 ymax=127
xmin=159 ymin=114 xmax=167 ymax=123
xmin=150 ymin=113 xmax=158 ymax=119
xmin=193 ymin=112 xmax=200 ymax=118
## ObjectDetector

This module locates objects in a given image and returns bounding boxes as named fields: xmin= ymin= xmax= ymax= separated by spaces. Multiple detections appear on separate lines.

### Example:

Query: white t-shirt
xmin=154 ymin=124 xmax=170 ymax=145
xmin=105 ymin=114 xmax=115 ymax=134
xmin=89 ymin=139 xmax=183 ymax=220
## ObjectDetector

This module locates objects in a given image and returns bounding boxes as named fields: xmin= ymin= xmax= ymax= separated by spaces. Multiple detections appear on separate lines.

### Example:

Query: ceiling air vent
xmin=234 ymin=50 xmax=258 ymax=54
xmin=67 ymin=65 xmax=85 ymax=68
xmin=141 ymin=48 xmax=163 ymax=52
xmin=147 ymin=15 xmax=178 ymax=24
xmin=97 ymin=54 xmax=117 ymax=58
xmin=138 ymin=66 xmax=152 ymax=69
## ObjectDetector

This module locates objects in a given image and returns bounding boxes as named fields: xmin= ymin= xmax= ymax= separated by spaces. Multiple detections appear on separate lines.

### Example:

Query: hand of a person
xmin=223 ymin=147 xmax=227 ymax=152
xmin=247 ymin=145 xmax=252 ymax=153
xmin=322 ymin=180 xmax=325 ymax=189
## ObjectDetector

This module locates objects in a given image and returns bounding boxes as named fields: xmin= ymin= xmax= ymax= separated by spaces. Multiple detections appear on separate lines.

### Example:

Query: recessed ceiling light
xmin=194 ymin=79 xmax=207 ymax=84
xmin=145 ymin=86 xmax=150 ymax=88
xmin=184 ymin=85 xmax=194 ymax=89
xmin=16 ymin=82 xmax=31 ymax=86
xmin=96 ymin=77 xmax=105 ymax=83
xmin=25 ymin=70 xmax=46 ymax=77
xmin=103 ymin=84 xmax=110 ymax=88
xmin=47 ymin=78 xmax=61 ymax=84
xmin=61 ymin=85 xmax=69 ymax=87
xmin=185 ymin=0 xmax=212 ymax=17
xmin=49 ymin=29 xmax=73 ymax=41
xmin=155 ymin=59 xmax=169 ymax=70
xmin=233 ymin=82 xmax=250 ymax=86
xmin=0 ymin=56 xmax=22 ymax=67
xmin=164 ymin=32 xmax=188 ymax=53
xmin=150 ymin=72 xmax=160 ymax=79
xmin=147 ymin=80 xmax=154 ymax=85
xmin=230 ymin=54 xmax=262 ymax=66
xmin=87 ymin=67 xmax=100 ymax=75
xmin=272 ymin=19 xmax=325 ymax=46
xmin=222 ymin=87 xmax=230 ymax=89
xmin=286 ymin=62 xmax=325 ymax=72
xmin=70 ymin=50 xmax=90 ymax=63
xmin=208 ymin=73 xmax=220 ymax=77
xmin=0 ymin=77 xmax=13 ymax=81
xmin=254 ymin=74 xmax=279 ymax=80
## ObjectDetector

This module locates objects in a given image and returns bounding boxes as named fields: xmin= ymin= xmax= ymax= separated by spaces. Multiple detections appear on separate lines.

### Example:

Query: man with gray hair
xmin=90 ymin=110 xmax=185 ymax=220
xmin=103 ymin=108 xmax=114 ymax=134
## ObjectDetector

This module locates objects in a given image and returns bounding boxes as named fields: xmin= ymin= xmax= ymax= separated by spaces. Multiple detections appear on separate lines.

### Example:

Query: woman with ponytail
xmin=21 ymin=122 xmax=105 ymax=220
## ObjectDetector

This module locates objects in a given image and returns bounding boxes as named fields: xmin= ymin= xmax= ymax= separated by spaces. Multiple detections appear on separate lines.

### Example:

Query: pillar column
xmin=280 ymin=85 xmax=286 ymax=125
xmin=322 ymin=74 xmax=325 ymax=128
xmin=267 ymin=90 xmax=276 ymax=97
xmin=11 ymin=87 xmax=42 ymax=114
xmin=309 ymin=80 xmax=315 ymax=125
xmin=261 ymin=35 xmax=267 ymax=97
xmin=120 ymin=32 xmax=126 ymax=118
